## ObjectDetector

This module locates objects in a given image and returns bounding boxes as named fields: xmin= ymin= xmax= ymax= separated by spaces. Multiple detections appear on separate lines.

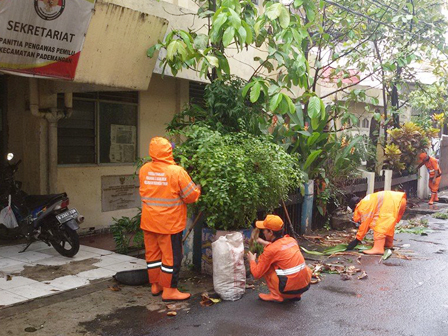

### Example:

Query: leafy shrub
xmin=111 ymin=209 xmax=144 ymax=254
xmin=174 ymin=125 xmax=304 ymax=230
xmin=384 ymin=122 xmax=439 ymax=173
xmin=167 ymin=76 xmax=265 ymax=136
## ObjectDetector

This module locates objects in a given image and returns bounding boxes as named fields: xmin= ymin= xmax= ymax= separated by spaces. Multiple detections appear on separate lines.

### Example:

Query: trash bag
xmin=212 ymin=232 xmax=246 ymax=301
xmin=113 ymin=269 xmax=149 ymax=286
xmin=0 ymin=196 xmax=18 ymax=229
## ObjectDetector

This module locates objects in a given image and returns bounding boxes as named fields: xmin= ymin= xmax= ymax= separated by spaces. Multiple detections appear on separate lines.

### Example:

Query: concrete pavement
xmin=0 ymin=242 xmax=146 ymax=307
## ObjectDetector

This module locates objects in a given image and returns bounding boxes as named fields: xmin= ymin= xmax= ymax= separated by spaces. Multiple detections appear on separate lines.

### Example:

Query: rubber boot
xmin=151 ymin=283 xmax=163 ymax=296
xmin=259 ymin=292 xmax=284 ymax=303
xmin=429 ymin=193 xmax=436 ymax=205
xmin=363 ymin=237 xmax=386 ymax=255
xmin=162 ymin=288 xmax=191 ymax=302
xmin=385 ymin=235 xmax=394 ymax=249
xmin=435 ymin=192 xmax=439 ymax=202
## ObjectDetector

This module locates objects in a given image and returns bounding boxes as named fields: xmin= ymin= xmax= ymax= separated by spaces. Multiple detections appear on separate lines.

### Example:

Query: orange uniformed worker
xmin=346 ymin=191 xmax=407 ymax=255
xmin=139 ymin=137 xmax=201 ymax=301
xmin=247 ymin=215 xmax=312 ymax=303
xmin=417 ymin=152 xmax=442 ymax=205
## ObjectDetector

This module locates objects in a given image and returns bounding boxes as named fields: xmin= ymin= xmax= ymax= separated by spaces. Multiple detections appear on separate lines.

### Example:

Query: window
xmin=189 ymin=81 xmax=206 ymax=108
xmin=362 ymin=118 xmax=370 ymax=129
xmin=58 ymin=92 xmax=138 ymax=165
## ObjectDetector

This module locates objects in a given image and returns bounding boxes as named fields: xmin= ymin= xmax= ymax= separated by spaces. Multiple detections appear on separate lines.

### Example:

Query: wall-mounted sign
xmin=101 ymin=175 xmax=140 ymax=212
xmin=109 ymin=124 xmax=136 ymax=163
xmin=0 ymin=0 xmax=95 ymax=80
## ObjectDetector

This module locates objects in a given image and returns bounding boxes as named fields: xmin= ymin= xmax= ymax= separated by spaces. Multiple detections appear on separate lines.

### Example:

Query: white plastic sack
xmin=0 ymin=196 xmax=18 ymax=229
xmin=212 ymin=232 xmax=246 ymax=301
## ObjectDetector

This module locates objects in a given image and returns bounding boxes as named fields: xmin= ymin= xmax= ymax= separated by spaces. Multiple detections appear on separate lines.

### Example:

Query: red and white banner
xmin=0 ymin=0 xmax=95 ymax=80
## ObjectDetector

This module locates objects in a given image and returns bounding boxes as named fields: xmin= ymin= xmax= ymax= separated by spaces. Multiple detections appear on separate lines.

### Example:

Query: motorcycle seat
xmin=25 ymin=193 xmax=67 ymax=210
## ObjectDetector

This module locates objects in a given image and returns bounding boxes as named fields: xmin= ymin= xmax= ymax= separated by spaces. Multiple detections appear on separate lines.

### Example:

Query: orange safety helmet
xmin=419 ymin=153 xmax=429 ymax=163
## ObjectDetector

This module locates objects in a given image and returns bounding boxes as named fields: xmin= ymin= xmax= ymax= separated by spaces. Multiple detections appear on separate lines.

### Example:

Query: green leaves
xmin=308 ymin=96 xmax=325 ymax=129
xmin=307 ymin=96 xmax=322 ymax=119
xmin=303 ymin=149 xmax=322 ymax=170
xmin=223 ymin=26 xmax=236 ymax=47
xmin=174 ymin=126 xmax=303 ymax=230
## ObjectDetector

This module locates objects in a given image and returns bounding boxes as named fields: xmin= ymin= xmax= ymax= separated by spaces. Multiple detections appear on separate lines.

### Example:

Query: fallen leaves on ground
xmin=108 ymin=284 xmax=121 ymax=291
xmin=395 ymin=253 xmax=413 ymax=260
xmin=302 ymin=244 xmax=371 ymax=256
xmin=396 ymin=218 xmax=432 ymax=235
xmin=166 ymin=304 xmax=180 ymax=310
xmin=358 ymin=271 xmax=368 ymax=280
xmin=381 ymin=249 xmax=393 ymax=261
xmin=340 ymin=274 xmax=351 ymax=281
xmin=311 ymin=262 xmax=366 ymax=281
xmin=167 ymin=311 xmax=177 ymax=317
xmin=200 ymin=293 xmax=221 ymax=307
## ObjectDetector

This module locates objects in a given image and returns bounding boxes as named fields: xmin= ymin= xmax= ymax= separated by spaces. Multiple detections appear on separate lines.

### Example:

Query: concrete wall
xmin=74 ymin=1 xmax=169 ymax=90
xmin=56 ymin=74 xmax=189 ymax=232
xmin=104 ymin=0 xmax=268 ymax=84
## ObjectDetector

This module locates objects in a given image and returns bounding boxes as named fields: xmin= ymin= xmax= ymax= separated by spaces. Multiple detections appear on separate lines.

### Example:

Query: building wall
xmin=2 ymin=74 xmax=188 ymax=232
xmin=6 ymin=76 xmax=49 ymax=194
xmin=56 ymin=74 xmax=189 ymax=232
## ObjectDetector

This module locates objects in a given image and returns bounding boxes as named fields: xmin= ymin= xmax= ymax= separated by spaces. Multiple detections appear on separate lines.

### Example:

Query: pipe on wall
xmin=28 ymin=78 xmax=73 ymax=193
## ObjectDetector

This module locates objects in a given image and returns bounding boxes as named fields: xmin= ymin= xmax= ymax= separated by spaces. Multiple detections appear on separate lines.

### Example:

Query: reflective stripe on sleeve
xmin=275 ymin=262 xmax=306 ymax=276
xmin=181 ymin=181 xmax=194 ymax=194
xmin=180 ymin=181 xmax=197 ymax=199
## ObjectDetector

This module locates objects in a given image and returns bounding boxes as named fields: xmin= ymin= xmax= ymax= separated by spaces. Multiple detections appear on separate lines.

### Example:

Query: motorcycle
xmin=0 ymin=153 xmax=84 ymax=257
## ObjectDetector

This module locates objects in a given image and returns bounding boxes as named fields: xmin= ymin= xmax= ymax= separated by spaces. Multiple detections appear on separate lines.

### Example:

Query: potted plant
xmin=173 ymin=125 xmax=304 ymax=274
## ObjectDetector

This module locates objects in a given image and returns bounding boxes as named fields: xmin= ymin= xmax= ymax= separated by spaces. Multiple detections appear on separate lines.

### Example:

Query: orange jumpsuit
xmin=354 ymin=191 xmax=406 ymax=246
xmin=423 ymin=156 xmax=442 ymax=194
xmin=139 ymin=137 xmax=200 ymax=288
xmin=250 ymin=235 xmax=312 ymax=300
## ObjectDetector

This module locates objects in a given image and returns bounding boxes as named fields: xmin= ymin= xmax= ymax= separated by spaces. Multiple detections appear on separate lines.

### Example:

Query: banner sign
xmin=0 ymin=0 xmax=95 ymax=80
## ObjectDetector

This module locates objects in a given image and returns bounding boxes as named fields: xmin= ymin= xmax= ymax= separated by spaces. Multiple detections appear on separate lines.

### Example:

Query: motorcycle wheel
xmin=49 ymin=226 xmax=80 ymax=257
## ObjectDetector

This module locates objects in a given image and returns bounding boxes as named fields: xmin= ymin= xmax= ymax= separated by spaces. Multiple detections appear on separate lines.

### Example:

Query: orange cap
xmin=255 ymin=215 xmax=284 ymax=231
xmin=419 ymin=153 xmax=428 ymax=162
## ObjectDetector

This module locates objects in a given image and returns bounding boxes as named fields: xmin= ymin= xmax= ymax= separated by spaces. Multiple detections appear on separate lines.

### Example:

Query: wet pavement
xmin=2 ymin=202 xmax=448 ymax=335
xmin=87 ymin=216 xmax=448 ymax=336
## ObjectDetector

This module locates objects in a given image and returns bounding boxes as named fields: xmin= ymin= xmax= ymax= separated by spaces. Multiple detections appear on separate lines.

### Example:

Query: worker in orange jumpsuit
xmin=346 ymin=191 xmax=407 ymax=255
xmin=139 ymin=137 xmax=201 ymax=301
xmin=417 ymin=153 xmax=442 ymax=205
xmin=247 ymin=215 xmax=312 ymax=303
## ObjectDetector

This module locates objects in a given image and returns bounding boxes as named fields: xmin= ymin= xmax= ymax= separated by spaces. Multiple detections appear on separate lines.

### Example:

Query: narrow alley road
xmin=2 ymin=214 xmax=448 ymax=336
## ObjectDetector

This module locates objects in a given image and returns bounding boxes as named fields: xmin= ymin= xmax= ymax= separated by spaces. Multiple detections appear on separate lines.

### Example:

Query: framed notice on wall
xmin=101 ymin=175 xmax=140 ymax=212
xmin=109 ymin=124 xmax=136 ymax=163
xmin=0 ymin=0 xmax=96 ymax=79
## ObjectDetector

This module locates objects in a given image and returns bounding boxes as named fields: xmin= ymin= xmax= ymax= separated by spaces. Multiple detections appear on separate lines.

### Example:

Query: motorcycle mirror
xmin=6 ymin=153 xmax=14 ymax=161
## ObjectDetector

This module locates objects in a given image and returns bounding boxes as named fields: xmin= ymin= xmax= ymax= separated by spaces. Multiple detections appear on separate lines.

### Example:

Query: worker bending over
xmin=417 ymin=153 xmax=442 ymax=205
xmin=347 ymin=191 xmax=407 ymax=255
xmin=139 ymin=137 xmax=201 ymax=301
xmin=247 ymin=215 xmax=312 ymax=303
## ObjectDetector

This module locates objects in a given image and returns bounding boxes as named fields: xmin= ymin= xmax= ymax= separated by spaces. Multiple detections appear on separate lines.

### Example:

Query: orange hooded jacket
xmin=250 ymin=235 xmax=312 ymax=294
xmin=139 ymin=137 xmax=201 ymax=234
xmin=354 ymin=191 xmax=406 ymax=241
xmin=423 ymin=156 xmax=441 ymax=178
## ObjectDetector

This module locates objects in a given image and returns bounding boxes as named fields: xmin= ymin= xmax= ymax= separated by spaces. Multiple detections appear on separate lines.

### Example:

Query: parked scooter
xmin=0 ymin=153 xmax=83 ymax=257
